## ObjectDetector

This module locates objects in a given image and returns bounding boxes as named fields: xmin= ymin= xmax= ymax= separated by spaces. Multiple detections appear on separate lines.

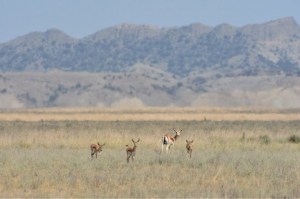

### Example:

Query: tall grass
xmin=0 ymin=120 xmax=300 ymax=197
xmin=1 ymin=120 xmax=300 ymax=149
xmin=1 ymin=147 xmax=299 ymax=198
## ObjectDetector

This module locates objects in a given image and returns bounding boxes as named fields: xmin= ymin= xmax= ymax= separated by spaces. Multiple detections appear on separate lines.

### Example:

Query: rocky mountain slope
xmin=0 ymin=17 xmax=300 ymax=108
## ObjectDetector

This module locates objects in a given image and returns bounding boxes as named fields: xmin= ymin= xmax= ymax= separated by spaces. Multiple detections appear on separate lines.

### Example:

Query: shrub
xmin=19 ymin=141 xmax=31 ymax=149
xmin=75 ymin=83 xmax=81 ymax=89
xmin=288 ymin=135 xmax=300 ymax=143
xmin=48 ymin=94 xmax=58 ymax=103
xmin=259 ymin=135 xmax=270 ymax=144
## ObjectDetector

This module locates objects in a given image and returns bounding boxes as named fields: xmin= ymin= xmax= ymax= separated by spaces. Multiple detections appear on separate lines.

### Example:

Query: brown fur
xmin=91 ymin=142 xmax=105 ymax=158
xmin=186 ymin=140 xmax=193 ymax=158
xmin=164 ymin=134 xmax=176 ymax=142
xmin=126 ymin=139 xmax=140 ymax=163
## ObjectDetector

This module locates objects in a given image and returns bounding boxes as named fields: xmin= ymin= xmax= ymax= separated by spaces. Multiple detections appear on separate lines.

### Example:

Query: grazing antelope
xmin=91 ymin=142 xmax=105 ymax=158
xmin=186 ymin=140 xmax=194 ymax=158
xmin=161 ymin=128 xmax=183 ymax=154
xmin=126 ymin=139 xmax=140 ymax=163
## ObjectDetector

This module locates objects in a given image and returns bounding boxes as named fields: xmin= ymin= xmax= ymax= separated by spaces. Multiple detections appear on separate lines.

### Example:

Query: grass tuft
xmin=288 ymin=135 xmax=300 ymax=143
xmin=259 ymin=135 xmax=271 ymax=144
xmin=19 ymin=141 xmax=32 ymax=149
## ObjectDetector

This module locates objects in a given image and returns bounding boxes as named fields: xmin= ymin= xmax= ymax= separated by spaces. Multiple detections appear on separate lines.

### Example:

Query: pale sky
xmin=1 ymin=0 xmax=300 ymax=44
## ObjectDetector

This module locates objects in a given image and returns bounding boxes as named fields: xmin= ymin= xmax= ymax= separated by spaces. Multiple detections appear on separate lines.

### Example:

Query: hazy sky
xmin=1 ymin=0 xmax=300 ymax=43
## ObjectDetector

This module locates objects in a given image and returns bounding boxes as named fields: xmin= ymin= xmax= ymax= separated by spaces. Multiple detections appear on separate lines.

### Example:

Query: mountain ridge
xmin=1 ymin=17 xmax=299 ymax=74
xmin=1 ymin=17 xmax=300 ymax=108
xmin=2 ymin=16 xmax=299 ymax=44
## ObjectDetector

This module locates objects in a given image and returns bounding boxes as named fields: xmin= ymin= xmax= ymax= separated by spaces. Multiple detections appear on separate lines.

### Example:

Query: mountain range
xmin=1 ymin=17 xmax=300 ymax=108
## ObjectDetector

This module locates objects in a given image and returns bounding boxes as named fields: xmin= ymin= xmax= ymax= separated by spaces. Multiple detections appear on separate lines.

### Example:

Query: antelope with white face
xmin=126 ymin=139 xmax=140 ymax=163
xmin=91 ymin=142 xmax=105 ymax=158
xmin=161 ymin=129 xmax=183 ymax=154
xmin=186 ymin=140 xmax=193 ymax=158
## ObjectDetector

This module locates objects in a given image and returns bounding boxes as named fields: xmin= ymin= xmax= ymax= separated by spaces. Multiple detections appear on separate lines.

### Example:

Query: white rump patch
xmin=162 ymin=136 xmax=168 ymax=145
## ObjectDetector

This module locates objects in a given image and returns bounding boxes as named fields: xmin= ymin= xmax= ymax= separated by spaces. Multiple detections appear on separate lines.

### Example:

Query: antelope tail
xmin=163 ymin=136 xmax=168 ymax=145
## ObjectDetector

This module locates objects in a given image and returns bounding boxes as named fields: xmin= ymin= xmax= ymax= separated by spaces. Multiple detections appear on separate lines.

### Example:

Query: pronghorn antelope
xmin=186 ymin=140 xmax=193 ymax=158
xmin=91 ymin=142 xmax=105 ymax=158
xmin=126 ymin=139 xmax=140 ymax=163
xmin=161 ymin=128 xmax=183 ymax=154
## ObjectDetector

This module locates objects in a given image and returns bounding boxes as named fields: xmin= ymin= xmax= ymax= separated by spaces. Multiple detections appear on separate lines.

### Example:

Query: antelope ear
xmin=137 ymin=139 xmax=140 ymax=142
xmin=186 ymin=140 xmax=188 ymax=143
xmin=132 ymin=139 xmax=134 ymax=142
xmin=97 ymin=142 xmax=100 ymax=145
xmin=180 ymin=129 xmax=183 ymax=132
xmin=103 ymin=143 xmax=106 ymax=146
xmin=191 ymin=140 xmax=193 ymax=143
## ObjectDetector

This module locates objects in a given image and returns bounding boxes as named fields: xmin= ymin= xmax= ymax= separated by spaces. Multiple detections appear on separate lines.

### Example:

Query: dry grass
xmin=0 ymin=108 xmax=300 ymax=197
xmin=1 ymin=107 xmax=300 ymax=121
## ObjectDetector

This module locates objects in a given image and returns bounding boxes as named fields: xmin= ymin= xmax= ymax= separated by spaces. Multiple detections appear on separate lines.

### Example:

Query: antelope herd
xmin=91 ymin=128 xmax=194 ymax=163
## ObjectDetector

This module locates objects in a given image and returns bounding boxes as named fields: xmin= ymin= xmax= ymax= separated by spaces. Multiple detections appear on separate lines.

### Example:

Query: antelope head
xmin=132 ymin=139 xmax=140 ymax=147
xmin=186 ymin=140 xmax=193 ymax=145
xmin=173 ymin=128 xmax=183 ymax=135
xmin=98 ymin=142 xmax=105 ymax=150
xmin=173 ymin=128 xmax=183 ymax=140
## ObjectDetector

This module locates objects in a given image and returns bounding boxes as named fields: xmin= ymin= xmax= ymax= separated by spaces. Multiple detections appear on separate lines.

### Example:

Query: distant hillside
xmin=1 ymin=17 xmax=300 ymax=108
xmin=1 ymin=70 xmax=300 ymax=108
xmin=1 ymin=17 xmax=300 ymax=76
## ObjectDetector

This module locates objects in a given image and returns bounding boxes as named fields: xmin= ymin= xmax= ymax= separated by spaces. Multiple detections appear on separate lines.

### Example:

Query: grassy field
xmin=1 ymin=107 xmax=300 ymax=121
xmin=0 ymin=108 xmax=300 ymax=197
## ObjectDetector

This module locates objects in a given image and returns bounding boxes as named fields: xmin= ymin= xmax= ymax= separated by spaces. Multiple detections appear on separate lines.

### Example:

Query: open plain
xmin=0 ymin=107 xmax=300 ymax=197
